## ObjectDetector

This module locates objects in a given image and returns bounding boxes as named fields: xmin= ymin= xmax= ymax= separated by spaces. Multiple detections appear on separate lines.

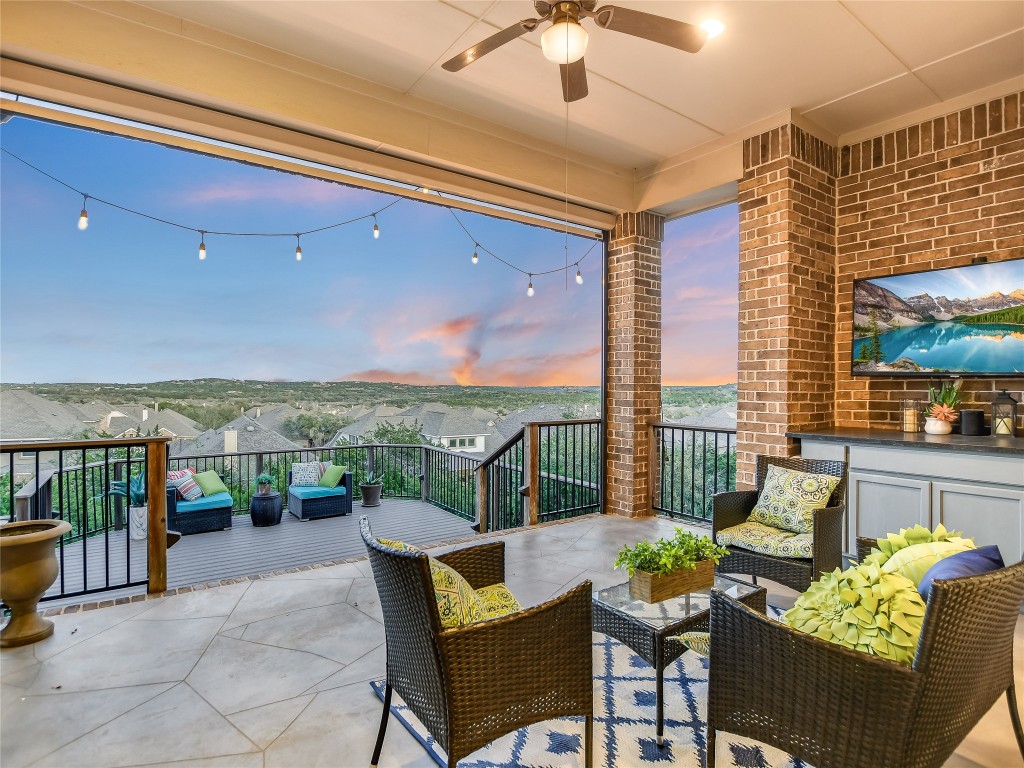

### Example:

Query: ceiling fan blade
xmin=590 ymin=6 xmax=707 ymax=53
xmin=442 ymin=18 xmax=542 ymax=72
xmin=560 ymin=59 xmax=588 ymax=102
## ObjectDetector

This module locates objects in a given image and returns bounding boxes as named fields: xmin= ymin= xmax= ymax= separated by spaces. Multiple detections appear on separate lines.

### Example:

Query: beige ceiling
xmin=1 ymin=1 xmax=1022 ymax=219
xmin=139 ymin=0 xmax=1024 ymax=169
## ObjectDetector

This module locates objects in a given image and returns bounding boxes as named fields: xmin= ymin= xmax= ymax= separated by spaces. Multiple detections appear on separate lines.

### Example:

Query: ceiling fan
xmin=442 ymin=1 xmax=711 ymax=102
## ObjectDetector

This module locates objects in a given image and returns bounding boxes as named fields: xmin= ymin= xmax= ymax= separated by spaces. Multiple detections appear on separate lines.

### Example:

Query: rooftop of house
xmin=170 ymin=415 xmax=300 ymax=457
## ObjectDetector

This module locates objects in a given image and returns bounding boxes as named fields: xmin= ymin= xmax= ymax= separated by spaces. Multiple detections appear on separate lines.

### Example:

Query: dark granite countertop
xmin=787 ymin=427 xmax=1024 ymax=456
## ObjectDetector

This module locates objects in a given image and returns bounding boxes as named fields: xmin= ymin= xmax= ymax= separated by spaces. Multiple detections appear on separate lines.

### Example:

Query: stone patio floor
xmin=1 ymin=514 xmax=1020 ymax=767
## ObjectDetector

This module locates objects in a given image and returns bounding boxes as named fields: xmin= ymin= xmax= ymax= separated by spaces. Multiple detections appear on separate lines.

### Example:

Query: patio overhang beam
xmin=0 ymin=59 xmax=608 ymax=238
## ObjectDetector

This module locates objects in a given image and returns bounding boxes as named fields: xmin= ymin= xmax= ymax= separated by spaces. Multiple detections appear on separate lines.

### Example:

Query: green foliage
xmin=928 ymin=379 xmax=963 ymax=409
xmin=363 ymin=470 xmax=385 ymax=486
xmin=166 ymin=401 xmax=248 ymax=431
xmin=855 ymin=310 xmax=885 ymax=364
xmin=109 ymin=473 xmax=146 ymax=506
xmin=614 ymin=527 xmax=729 ymax=578
xmin=367 ymin=420 xmax=424 ymax=445
xmin=254 ymin=472 xmax=275 ymax=488
xmin=281 ymin=413 xmax=347 ymax=446
xmin=660 ymin=384 xmax=736 ymax=408
xmin=958 ymin=306 xmax=1024 ymax=325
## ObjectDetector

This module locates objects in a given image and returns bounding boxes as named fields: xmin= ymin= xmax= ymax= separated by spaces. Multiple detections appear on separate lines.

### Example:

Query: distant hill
xmin=958 ymin=305 xmax=1024 ymax=325
xmin=856 ymin=279 xmax=1024 ymax=331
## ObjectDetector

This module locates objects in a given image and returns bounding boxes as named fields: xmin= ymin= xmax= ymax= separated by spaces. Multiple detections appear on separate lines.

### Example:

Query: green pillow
xmin=748 ymin=464 xmax=841 ymax=534
xmin=862 ymin=524 xmax=973 ymax=570
xmin=319 ymin=464 xmax=348 ymax=488
xmin=879 ymin=540 xmax=975 ymax=586
xmin=192 ymin=470 xmax=229 ymax=497
xmin=783 ymin=561 xmax=926 ymax=665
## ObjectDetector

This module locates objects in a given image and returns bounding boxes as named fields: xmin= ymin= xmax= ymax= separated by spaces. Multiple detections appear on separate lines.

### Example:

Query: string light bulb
xmin=294 ymin=234 xmax=302 ymax=262
xmin=77 ymin=194 xmax=89 ymax=230
xmin=527 ymin=274 xmax=534 ymax=297
xmin=472 ymin=245 xmax=479 ymax=264
xmin=372 ymin=215 xmax=380 ymax=239
xmin=198 ymin=231 xmax=206 ymax=261
xmin=576 ymin=267 xmax=583 ymax=285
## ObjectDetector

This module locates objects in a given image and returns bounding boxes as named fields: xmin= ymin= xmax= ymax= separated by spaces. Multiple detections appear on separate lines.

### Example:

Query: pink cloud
xmin=338 ymin=368 xmax=448 ymax=385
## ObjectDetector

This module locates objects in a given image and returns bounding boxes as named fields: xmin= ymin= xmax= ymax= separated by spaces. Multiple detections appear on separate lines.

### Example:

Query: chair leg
xmin=371 ymin=682 xmax=392 ymax=767
xmin=1008 ymin=684 xmax=1024 ymax=760
xmin=751 ymin=575 xmax=757 ymax=586
xmin=584 ymin=714 xmax=593 ymax=768
xmin=706 ymin=726 xmax=716 ymax=768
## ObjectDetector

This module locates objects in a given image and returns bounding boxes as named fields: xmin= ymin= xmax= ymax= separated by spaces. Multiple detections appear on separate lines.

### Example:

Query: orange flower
xmin=929 ymin=403 xmax=957 ymax=422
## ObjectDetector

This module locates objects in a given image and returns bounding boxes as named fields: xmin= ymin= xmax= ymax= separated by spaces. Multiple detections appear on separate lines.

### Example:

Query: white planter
xmin=924 ymin=417 xmax=952 ymax=435
xmin=129 ymin=505 xmax=148 ymax=541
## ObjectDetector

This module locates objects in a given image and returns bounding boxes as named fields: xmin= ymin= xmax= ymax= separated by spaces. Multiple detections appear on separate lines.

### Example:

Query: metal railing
xmin=652 ymin=423 xmax=736 ymax=522
xmin=476 ymin=429 xmax=526 ymax=532
xmin=423 ymin=446 xmax=477 ymax=521
xmin=2 ymin=437 xmax=169 ymax=602
xmin=536 ymin=420 xmax=602 ymax=523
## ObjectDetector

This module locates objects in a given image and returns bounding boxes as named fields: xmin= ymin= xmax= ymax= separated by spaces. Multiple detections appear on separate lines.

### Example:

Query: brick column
xmin=605 ymin=211 xmax=663 ymax=518
xmin=736 ymin=125 xmax=838 ymax=487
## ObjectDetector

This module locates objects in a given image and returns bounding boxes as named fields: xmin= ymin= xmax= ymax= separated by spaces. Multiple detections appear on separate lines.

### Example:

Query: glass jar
xmin=900 ymin=399 xmax=921 ymax=433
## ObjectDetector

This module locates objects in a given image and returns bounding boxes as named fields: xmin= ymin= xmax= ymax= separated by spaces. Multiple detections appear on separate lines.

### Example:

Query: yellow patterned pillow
xmin=476 ymin=583 xmax=522 ymax=619
xmin=429 ymin=557 xmax=484 ymax=628
xmin=377 ymin=538 xmax=419 ymax=552
xmin=748 ymin=464 xmax=840 ymax=534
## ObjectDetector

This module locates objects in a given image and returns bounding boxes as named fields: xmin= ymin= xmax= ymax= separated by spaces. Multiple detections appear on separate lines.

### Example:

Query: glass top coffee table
xmin=592 ymin=574 xmax=766 ymax=746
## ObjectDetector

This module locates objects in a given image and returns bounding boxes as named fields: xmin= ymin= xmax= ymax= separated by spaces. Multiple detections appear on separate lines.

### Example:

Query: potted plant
xmin=0 ymin=518 xmax=72 ymax=647
xmin=925 ymin=380 xmax=963 ymax=435
xmin=360 ymin=470 xmax=385 ymax=508
xmin=110 ymin=473 xmax=147 ymax=541
xmin=254 ymin=473 xmax=275 ymax=496
xmin=615 ymin=527 xmax=729 ymax=603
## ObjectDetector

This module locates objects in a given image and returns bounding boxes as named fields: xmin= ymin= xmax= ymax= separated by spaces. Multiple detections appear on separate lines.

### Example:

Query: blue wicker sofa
xmin=287 ymin=470 xmax=353 ymax=521
xmin=166 ymin=488 xmax=233 ymax=535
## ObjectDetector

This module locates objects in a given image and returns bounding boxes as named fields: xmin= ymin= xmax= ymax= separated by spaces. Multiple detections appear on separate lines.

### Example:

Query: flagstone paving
xmin=2 ymin=515 xmax=1020 ymax=767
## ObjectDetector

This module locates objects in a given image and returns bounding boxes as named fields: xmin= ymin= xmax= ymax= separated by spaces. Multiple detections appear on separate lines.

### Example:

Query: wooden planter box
xmin=629 ymin=558 xmax=715 ymax=603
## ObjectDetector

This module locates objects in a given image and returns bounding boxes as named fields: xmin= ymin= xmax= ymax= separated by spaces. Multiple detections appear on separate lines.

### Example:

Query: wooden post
xmin=475 ymin=465 xmax=489 ymax=533
xmin=421 ymin=448 xmax=430 ymax=502
xmin=526 ymin=423 xmax=540 ymax=526
xmin=147 ymin=440 xmax=168 ymax=594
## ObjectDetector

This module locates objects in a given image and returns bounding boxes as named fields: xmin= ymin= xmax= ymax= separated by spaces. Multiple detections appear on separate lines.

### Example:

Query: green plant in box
xmin=614 ymin=527 xmax=728 ymax=577
xmin=254 ymin=473 xmax=275 ymax=495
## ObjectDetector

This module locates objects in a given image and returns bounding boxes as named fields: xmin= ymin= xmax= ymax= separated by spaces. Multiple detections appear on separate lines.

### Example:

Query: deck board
xmin=45 ymin=499 xmax=475 ymax=600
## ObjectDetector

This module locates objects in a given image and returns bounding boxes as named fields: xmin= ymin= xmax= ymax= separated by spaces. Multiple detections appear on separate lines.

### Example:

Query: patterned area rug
xmin=370 ymin=612 xmax=809 ymax=768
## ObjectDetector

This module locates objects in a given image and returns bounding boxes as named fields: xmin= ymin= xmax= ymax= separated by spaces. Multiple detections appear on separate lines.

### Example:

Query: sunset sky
xmin=0 ymin=115 xmax=737 ymax=387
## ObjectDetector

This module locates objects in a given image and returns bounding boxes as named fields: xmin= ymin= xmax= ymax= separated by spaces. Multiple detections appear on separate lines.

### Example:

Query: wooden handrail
xmin=1 ymin=436 xmax=172 ymax=452
xmin=651 ymin=422 xmax=737 ymax=434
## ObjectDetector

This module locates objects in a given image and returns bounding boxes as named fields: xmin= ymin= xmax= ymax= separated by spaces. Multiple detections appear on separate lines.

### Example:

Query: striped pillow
xmin=167 ymin=468 xmax=202 ymax=501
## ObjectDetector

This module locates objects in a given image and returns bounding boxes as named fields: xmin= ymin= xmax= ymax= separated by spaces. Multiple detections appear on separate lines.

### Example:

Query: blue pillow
xmin=918 ymin=545 xmax=1005 ymax=601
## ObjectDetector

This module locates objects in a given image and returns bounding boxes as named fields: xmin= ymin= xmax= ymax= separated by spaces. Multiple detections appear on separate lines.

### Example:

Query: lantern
xmin=992 ymin=390 xmax=1018 ymax=436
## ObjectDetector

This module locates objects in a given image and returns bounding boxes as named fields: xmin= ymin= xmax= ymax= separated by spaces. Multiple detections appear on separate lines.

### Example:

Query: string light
xmin=77 ymin=194 xmax=89 ymax=230
xmin=472 ymin=245 xmax=479 ymax=264
xmin=527 ymin=274 xmax=534 ymax=297
xmin=294 ymin=234 xmax=302 ymax=262
xmin=373 ymin=215 xmax=380 ymax=239
xmin=576 ymin=266 xmax=583 ymax=285
xmin=198 ymin=231 xmax=206 ymax=261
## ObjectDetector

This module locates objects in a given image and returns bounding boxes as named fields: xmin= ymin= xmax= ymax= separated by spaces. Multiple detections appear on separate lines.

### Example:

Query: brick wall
xmin=605 ymin=212 xmax=663 ymax=517
xmin=736 ymin=125 xmax=838 ymax=487
xmin=835 ymin=91 xmax=1024 ymax=432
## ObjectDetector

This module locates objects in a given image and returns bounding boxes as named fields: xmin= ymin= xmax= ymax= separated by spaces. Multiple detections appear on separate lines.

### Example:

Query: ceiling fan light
xmin=700 ymin=19 xmax=725 ymax=39
xmin=541 ymin=19 xmax=588 ymax=64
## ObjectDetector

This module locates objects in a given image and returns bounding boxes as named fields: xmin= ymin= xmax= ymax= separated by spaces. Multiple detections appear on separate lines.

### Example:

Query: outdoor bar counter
xmin=788 ymin=427 xmax=1024 ymax=562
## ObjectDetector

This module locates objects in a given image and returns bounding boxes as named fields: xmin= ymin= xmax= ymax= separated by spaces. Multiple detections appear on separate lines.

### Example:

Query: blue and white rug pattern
xmin=371 ymin=610 xmax=809 ymax=767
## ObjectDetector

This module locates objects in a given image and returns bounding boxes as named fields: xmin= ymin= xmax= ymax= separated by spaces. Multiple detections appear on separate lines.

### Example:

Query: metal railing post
xmin=147 ymin=440 xmax=168 ymax=594
xmin=421 ymin=447 xmax=429 ymax=502
xmin=648 ymin=422 xmax=660 ymax=515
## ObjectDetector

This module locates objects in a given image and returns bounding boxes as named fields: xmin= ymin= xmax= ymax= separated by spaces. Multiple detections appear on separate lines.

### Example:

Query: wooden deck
xmin=45 ymin=499 xmax=476 ymax=600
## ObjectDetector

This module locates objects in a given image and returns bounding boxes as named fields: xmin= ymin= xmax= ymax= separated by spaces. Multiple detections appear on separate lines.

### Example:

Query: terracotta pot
xmin=924 ymin=417 xmax=953 ymax=435
xmin=0 ymin=519 xmax=71 ymax=647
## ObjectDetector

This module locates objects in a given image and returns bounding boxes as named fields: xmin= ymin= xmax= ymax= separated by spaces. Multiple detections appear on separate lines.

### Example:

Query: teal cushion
xmin=176 ymin=491 xmax=233 ymax=513
xmin=289 ymin=485 xmax=347 ymax=500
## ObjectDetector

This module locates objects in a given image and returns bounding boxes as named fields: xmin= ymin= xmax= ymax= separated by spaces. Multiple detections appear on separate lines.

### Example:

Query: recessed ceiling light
xmin=700 ymin=19 xmax=725 ymax=39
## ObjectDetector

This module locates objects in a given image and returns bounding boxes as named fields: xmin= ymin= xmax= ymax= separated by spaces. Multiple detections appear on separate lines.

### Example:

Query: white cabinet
xmin=800 ymin=439 xmax=1024 ymax=563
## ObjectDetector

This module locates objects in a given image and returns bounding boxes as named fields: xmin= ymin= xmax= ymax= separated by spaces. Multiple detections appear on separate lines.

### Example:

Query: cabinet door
xmin=932 ymin=481 xmax=1024 ymax=565
xmin=848 ymin=471 xmax=931 ymax=550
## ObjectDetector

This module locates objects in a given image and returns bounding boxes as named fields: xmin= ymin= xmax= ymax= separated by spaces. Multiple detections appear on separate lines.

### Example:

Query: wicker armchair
xmin=360 ymin=517 xmax=594 ymax=768
xmin=705 ymin=541 xmax=1024 ymax=768
xmin=712 ymin=455 xmax=847 ymax=592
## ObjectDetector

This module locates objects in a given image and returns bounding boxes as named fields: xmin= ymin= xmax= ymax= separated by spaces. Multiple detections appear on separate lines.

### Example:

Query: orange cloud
xmin=338 ymin=369 xmax=447 ymax=385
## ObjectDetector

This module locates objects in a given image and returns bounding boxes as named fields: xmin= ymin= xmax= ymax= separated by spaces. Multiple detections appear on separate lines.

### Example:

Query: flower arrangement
xmin=927 ymin=380 xmax=963 ymax=422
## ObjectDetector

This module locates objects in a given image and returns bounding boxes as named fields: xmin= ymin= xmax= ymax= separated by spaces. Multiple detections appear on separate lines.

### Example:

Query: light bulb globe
xmin=78 ymin=210 xmax=89 ymax=231
xmin=541 ymin=19 xmax=588 ymax=64
xmin=373 ymin=223 xmax=380 ymax=239
xmin=199 ymin=243 xmax=206 ymax=261
xmin=527 ymin=282 xmax=535 ymax=297
xmin=295 ymin=246 xmax=302 ymax=262
xmin=472 ymin=249 xmax=478 ymax=264
xmin=576 ymin=270 xmax=583 ymax=285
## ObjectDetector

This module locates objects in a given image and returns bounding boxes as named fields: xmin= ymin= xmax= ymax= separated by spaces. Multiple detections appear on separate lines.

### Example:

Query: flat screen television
xmin=852 ymin=258 xmax=1024 ymax=377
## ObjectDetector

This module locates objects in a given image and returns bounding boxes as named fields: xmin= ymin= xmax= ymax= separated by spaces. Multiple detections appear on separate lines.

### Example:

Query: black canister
xmin=960 ymin=409 xmax=986 ymax=436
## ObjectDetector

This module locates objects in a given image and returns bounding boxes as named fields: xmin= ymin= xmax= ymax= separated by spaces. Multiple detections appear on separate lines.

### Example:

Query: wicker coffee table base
xmin=592 ymin=583 xmax=766 ymax=746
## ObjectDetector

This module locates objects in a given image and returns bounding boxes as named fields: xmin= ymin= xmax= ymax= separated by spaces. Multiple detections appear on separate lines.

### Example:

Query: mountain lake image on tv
xmin=852 ymin=258 xmax=1024 ymax=376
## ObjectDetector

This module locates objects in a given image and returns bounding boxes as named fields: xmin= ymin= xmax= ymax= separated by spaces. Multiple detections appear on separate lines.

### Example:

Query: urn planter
xmin=0 ymin=519 xmax=72 ymax=647
xmin=360 ymin=483 xmax=383 ymax=508
xmin=628 ymin=559 xmax=715 ymax=603
xmin=924 ymin=417 xmax=953 ymax=435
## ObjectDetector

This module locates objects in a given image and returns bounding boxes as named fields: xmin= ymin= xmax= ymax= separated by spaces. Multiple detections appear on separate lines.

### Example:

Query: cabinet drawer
xmin=849 ymin=446 xmax=1023 ymax=487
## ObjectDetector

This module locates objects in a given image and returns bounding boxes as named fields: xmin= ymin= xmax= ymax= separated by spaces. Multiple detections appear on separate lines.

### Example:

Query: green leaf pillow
xmin=862 ymin=524 xmax=975 ymax=586
xmin=783 ymin=561 xmax=927 ymax=665
xmin=748 ymin=464 xmax=840 ymax=534
xmin=192 ymin=470 xmax=229 ymax=497
xmin=319 ymin=464 xmax=348 ymax=488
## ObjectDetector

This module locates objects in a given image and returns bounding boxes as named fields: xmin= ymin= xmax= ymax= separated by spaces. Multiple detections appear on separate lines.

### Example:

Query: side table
xmin=250 ymin=492 xmax=283 ymax=527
